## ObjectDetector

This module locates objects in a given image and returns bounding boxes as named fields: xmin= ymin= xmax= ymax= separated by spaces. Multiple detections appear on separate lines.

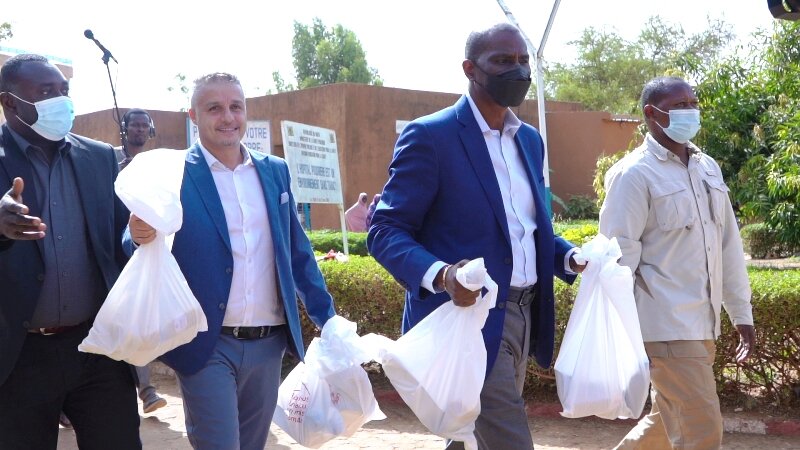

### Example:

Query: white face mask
xmin=651 ymin=105 xmax=701 ymax=144
xmin=5 ymin=92 xmax=75 ymax=141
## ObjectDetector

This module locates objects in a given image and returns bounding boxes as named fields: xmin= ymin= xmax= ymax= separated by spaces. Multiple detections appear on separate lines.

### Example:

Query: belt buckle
xmin=520 ymin=286 xmax=536 ymax=307
xmin=232 ymin=326 xmax=242 ymax=339
xmin=39 ymin=328 xmax=56 ymax=336
xmin=259 ymin=326 xmax=267 ymax=338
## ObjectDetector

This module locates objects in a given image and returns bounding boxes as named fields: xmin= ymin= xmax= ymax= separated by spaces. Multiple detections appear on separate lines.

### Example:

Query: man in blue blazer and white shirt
xmin=128 ymin=73 xmax=336 ymax=450
xmin=368 ymin=24 xmax=584 ymax=450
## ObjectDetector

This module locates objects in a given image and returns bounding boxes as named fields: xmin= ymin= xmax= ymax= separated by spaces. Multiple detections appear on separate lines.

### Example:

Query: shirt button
xmin=504 ymin=258 xmax=512 ymax=265
xmin=496 ymin=301 xmax=505 ymax=310
xmin=62 ymin=271 xmax=68 ymax=276
xmin=37 ymin=274 xmax=44 ymax=281
xmin=218 ymin=303 xmax=226 ymax=310
xmin=225 ymin=267 xmax=233 ymax=274
xmin=57 ymin=235 xmax=63 ymax=240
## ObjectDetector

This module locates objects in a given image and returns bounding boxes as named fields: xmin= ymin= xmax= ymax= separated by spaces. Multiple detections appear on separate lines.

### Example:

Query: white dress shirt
xmin=199 ymin=142 xmax=285 ymax=326
xmin=422 ymin=95 xmax=575 ymax=293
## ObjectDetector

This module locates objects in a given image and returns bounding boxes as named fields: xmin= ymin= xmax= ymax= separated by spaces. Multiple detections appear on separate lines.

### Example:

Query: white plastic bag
xmin=554 ymin=234 xmax=650 ymax=420
xmin=272 ymin=347 xmax=345 ymax=449
xmin=363 ymin=258 xmax=497 ymax=450
xmin=79 ymin=149 xmax=207 ymax=366
xmin=273 ymin=316 xmax=385 ymax=448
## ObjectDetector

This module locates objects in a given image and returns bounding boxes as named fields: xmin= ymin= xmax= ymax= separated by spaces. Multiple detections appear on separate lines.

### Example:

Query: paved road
xmin=57 ymin=373 xmax=800 ymax=449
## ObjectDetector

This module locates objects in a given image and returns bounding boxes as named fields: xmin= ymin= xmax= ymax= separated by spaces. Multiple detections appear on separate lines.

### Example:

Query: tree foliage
xmin=695 ymin=21 xmax=800 ymax=249
xmin=547 ymin=16 xmax=733 ymax=114
xmin=0 ymin=22 xmax=11 ymax=42
xmin=284 ymin=18 xmax=382 ymax=91
xmin=166 ymin=73 xmax=190 ymax=112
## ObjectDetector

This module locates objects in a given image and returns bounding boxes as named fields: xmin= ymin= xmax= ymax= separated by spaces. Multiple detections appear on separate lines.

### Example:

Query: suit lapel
xmin=251 ymin=152 xmax=285 ymax=246
xmin=67 ymin=137 xmax=100 ymax=245
xmin=455 ymin=97 xmax=511 ymax=246
xmin=0 ymin=125 xmax=44 ymax=257
xmin=184 ymin=144 xmax=232 ymax=252
xmin=514 ymin=130 xmax=548 ymax=223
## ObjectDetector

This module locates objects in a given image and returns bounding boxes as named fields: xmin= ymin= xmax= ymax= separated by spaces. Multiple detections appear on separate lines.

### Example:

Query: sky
xmin=1 ymin=0 xmax=780 ymax=115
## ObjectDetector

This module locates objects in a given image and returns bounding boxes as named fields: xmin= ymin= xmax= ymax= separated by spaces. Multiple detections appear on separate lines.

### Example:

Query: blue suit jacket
xmin=124 ymin=144 xmax=335 ymax=376
xmin=367 ymin=96 xmax=576 ymax=370
xmin=0 ymin=125 xmax=129 ymax=385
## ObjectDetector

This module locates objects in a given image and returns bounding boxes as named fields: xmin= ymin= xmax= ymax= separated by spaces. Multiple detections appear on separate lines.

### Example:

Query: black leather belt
xmin=220 ymin=325 xmax=284 ymax=340
xmin=28 ymin=321 xmax=89 ymax=336
xmin=507 ymin=285 xmax=537 ymax=306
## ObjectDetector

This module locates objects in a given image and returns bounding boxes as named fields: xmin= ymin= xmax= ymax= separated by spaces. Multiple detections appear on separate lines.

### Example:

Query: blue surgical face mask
xmin=5 ymin=92 xmax=75 ymax=141
xmin=651 ymin=105 xmax=701 ymax=144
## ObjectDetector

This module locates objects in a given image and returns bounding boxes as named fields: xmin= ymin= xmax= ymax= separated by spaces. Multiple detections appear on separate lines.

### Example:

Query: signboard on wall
xmin=280 ymin=120 xmax=343 ymax=205
xmin=186 ymin=119 xmax=271 ymax=154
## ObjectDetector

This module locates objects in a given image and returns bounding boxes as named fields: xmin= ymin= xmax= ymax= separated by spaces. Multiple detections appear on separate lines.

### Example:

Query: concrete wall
xmin=71 ymin=83 xmax=639 ymax=230
xmin=546 ymin=112 xmax=641 ymax=206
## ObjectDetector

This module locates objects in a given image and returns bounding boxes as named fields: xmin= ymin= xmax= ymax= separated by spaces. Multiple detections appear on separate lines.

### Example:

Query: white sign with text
xmin=187 ymin=119 xmax=271 ymax=154
xmin=280 ymin=120 xmax=343 ymax=205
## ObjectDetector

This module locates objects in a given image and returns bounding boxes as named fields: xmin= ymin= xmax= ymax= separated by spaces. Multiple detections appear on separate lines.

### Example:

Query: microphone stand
xmin=98 ymin=52 xmax=128 ymax=158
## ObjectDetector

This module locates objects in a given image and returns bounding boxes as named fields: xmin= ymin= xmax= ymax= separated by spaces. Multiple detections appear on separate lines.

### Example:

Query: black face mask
xmin=475 ymin=64 xmax=532 ymax=107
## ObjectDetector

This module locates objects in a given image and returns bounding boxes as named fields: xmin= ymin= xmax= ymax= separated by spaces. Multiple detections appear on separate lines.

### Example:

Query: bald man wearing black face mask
xmin=368 ymin=23 xmax=584 ymax=450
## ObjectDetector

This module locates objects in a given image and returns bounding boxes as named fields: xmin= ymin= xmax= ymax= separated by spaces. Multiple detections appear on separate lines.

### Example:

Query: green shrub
xmin=304 ymin=256 xmax=799 ymax=408
xmin=560 ymin=195 xmax=599 ymax=220
xmin=299 ymin=255 xmax=405 ymax=344
xmin=593 ymin=151 xmax=628 ymax=207
xmin=715 ymin=268 xmax=800 ymax=408
xmin=740 ymin=223 xmax=795 ymax=259
xmin=307 ymin=230 xmax=369 ymax=256
xmin=553 ymin=219 xmax=598 ymax=236
xmin=560 ymin=223 xmax=599 ymax=245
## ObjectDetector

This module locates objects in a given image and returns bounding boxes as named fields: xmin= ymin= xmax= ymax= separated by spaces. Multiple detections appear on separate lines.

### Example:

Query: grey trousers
xmin=134 ymin=365 xmax=156 ymax=401
xmin=447 ymin=298 xmax=534 ymax=450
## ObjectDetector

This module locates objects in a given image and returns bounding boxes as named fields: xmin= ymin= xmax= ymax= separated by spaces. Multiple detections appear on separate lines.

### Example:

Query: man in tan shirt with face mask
xmin=600 ymin=76 xmax=756 ymax=450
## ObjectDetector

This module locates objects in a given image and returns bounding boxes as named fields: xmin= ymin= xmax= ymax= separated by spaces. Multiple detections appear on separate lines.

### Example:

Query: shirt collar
xmin=197 ymin=140 xmax=252 ymax=170
xmin=645 ymin=133 xmax=703 ymax=162
xmin=465 ymin=93 xmax=522 ymax=135
xmin=6 ymin=126 xmax=71 ymax=157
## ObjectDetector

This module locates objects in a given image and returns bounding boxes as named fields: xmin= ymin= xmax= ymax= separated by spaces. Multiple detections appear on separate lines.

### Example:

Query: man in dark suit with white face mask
xmin=0 ymin=53 xmax=139 ymax=450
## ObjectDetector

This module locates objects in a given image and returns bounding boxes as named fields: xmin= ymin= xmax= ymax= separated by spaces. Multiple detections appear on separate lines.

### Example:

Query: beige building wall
xmin=72 ymin=83 xmax=639 ymax=229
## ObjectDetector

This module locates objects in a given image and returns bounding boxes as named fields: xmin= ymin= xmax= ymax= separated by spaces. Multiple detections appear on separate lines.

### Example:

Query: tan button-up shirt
xmin=599 ymin=134 xmax=752 ymax=341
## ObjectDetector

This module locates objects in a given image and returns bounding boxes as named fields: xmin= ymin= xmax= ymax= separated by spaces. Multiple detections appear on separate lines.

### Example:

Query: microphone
xmin=84 ymin=29 xmax=118 ymax=63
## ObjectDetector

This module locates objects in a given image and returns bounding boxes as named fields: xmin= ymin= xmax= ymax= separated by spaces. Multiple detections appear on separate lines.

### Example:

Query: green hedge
xmin=307 ymin=230 xmax=369 ymax=256
xmin=715 ymin=268 xmax=800 ymax=408
xmin=308 ymin=221 xmax=600 ymax=257
xmin=740 ymin=223 xmax=796 ymax=259
xmin=303 ymin=256 xmax=799 ymax=409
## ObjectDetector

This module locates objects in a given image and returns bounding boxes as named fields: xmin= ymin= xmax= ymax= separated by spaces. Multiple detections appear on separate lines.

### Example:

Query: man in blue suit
xmin=367 ymin=24 xmax=583 ymax=450
xmin=128 ymin=72 xmax=336 ymax=450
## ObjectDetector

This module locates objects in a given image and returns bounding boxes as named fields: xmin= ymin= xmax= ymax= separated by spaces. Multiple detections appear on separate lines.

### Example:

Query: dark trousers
xmin=0 ymin=325 xmax=141 ymax=450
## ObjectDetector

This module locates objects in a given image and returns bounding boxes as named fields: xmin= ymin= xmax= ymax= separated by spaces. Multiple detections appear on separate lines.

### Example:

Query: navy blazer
xmin=124 ymin=144 xmax=335 ymax=376
xmin=368 ymin=96 xmax=576 ymax=370
xmin=0 ymin=124 xmax=129 ymax=385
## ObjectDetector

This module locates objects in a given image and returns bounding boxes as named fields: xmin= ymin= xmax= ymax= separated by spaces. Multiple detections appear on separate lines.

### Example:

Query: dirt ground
xmin=56 ymin=372 xmax=800 ymax=450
